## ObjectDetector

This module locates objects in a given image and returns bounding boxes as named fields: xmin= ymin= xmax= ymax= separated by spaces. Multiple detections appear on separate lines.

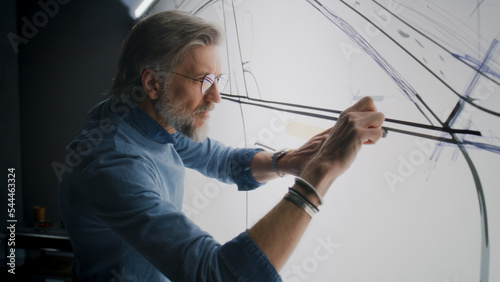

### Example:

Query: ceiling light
xmin=134 ymin=0 xmax=155 ymax=18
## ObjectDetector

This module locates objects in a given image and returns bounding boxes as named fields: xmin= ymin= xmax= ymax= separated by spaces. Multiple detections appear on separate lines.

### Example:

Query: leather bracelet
xmin=271 ymin=149 xmax=287 ymax=177
xmin=295 ymin=177 xmax=324 ymax=206
xmin=284 ymin=192 xmax=317 ymax=218
xmin=289 ymin=188 xmax=319 ymax=213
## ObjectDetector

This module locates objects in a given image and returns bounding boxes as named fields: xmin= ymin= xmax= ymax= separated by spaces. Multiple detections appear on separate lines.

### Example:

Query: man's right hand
xmin=248 ymin=96 xmax=385 ymax=272
xmin=299 ymin=96 xmax=385 ymax=200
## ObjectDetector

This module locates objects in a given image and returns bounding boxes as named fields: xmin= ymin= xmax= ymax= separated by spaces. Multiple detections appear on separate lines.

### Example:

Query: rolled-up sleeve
xmin=220 ymin=231 xmax=282 ymax=281
xmin=174 ymin=133 xmax=265 ymax=191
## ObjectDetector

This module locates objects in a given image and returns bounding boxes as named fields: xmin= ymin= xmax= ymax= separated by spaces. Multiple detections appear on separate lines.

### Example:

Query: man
xmin=59 ymin=10 xmax=385 ymax=281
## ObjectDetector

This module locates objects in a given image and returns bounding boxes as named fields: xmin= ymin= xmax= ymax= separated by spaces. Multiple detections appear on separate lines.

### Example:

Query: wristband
xmin=295 ymin=177 xmax=324 ymax=206
xmin=289 ymin=188 xmax=319 ymax=213
xmin=271 ymin=149 xmax=287 ymax=177
xmin=284 ymin=192 xmax=317 ymax=218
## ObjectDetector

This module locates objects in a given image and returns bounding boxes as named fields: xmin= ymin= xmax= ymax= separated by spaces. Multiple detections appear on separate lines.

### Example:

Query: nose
xmin=204 ymin=83 xmax=221 ymax=104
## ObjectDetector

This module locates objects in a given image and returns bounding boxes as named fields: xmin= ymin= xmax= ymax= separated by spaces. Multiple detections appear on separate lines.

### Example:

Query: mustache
xmin=194 ymin=102 xmax=214 ymax=114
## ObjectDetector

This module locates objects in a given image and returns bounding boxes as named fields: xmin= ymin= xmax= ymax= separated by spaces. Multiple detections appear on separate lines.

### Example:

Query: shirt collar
xmin=114 ymin=98 xmax=177 ymax=144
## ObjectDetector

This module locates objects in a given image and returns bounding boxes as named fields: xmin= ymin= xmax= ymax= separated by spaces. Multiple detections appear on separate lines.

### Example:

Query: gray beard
xmin=153 ymin=89 xmax=212 ymax=142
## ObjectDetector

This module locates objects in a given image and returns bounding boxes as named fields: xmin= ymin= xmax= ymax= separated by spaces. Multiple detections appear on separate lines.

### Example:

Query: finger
xmin=359 ymin=127 xmax=385 ymax=145
xmin=346 ymin=96 xmax=377 ymax=113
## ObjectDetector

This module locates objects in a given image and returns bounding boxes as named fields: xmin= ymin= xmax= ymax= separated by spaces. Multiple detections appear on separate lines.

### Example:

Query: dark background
xmin=1 ymin=0 xmax=135 ymax=234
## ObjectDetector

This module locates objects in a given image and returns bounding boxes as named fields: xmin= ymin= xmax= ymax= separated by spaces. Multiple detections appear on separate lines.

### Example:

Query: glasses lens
xmin=201 ymin=73 xmax=229 ymax=95
xmin=217 ymin=74 xmax=229 ymax=93
xmin=201 ymin=74 xmax=215 ymax=95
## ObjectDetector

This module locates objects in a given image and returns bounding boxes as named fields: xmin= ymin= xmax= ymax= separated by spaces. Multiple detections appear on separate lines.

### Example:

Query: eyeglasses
xmin=172 ymin=72 xmax=229 ymax=95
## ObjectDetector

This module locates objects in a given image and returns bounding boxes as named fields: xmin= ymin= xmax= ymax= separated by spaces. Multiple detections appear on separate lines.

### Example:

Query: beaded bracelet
xmin=271 ymin=150 xmax=287 ymax=177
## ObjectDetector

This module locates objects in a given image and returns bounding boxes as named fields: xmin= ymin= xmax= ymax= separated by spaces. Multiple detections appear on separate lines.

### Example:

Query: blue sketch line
xmin=438 ymin=39 xmax=500 ymax=172
xmin=398 ymin=1 xmax=482 ymax=60
xmin=470 ymin=0 xmax=486 ymax=17
xmin=446 ymin=39 xmax=498 ymax=126
xmin=372 ymin=0 xmax=500 ymax=88
xmin=304 ymin=2 xmax=492 ymax=280
xmin=425 ymin=136 xmax=500 ymax=155
xmin=362 ymin=1 xmax=500 ymax=118
xmin=453 ymin=53 xmax=500 ymax=80
xmin=432 ymin=39 xmax=499 ymax=164
xmin=306 ymin=0 xmax=441 ymax=127
xmin=464 ymin=140 xmax=500 ymax=154
xmin=368 ymin=0 xmax=500 ymax=126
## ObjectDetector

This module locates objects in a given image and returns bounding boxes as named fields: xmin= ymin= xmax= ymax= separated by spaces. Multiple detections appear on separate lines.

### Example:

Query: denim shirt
xmin=58 ymin=97 xmax=282 ymax=281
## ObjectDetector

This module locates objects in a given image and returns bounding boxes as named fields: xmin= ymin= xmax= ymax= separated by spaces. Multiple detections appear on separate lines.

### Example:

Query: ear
xmin=141 ymin=69 xmax=162 ymax=100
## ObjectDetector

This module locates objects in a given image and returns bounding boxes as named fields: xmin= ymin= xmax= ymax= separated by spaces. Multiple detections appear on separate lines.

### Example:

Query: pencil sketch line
xmin=221 ymin=93 xmax=485 ymax=144
xmin=221 ymin=94 xmax=458 ymax=144
xmin=344 ymin=0 xmax=500 ymax=118
xmin=373 ymin=0 xmax=500 ymax=87
xmin=306 ymin=0 xmax=441 ymax=127
xmin=230 ymin=0 xmax=250 ymax=98
xmin=454 ymin=140 xmax=490 ymax=282
xmin=191 ymin=0 xmax=217 ymax=15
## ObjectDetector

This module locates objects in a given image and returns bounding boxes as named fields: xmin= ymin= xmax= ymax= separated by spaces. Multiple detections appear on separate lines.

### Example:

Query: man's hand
xmin=281 ymin=96 xmax=384 ymax=179
xmin=251 ymin=96 xmax=384 ymax=187
xmin=299 ymin=96 xmax=385 ymax=196
xmin=278 ymin=127 xmax=333 ymax=176
xmin=248 ymin=96 xmax=385 ymax=271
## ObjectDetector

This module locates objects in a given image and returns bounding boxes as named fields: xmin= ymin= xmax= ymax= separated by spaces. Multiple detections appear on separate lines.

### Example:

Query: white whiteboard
xmin=151 ymin=1 xmax=500 ymax=281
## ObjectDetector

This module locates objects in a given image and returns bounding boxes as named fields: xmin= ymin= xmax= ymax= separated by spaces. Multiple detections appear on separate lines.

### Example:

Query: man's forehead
xmin=178 ymin=45 xmax=221 ymax=76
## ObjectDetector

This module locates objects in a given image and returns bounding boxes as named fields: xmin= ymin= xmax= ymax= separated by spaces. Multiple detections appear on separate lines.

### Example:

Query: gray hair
xmin=109 ymin=10 xmax=222 ymax=100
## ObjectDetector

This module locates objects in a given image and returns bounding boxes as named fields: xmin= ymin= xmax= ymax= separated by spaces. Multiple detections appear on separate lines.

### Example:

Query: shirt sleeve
xmin=174 ymin=133 xmax=265 ymax=191
xmin=86 ymin=153 xmax=281 ymax=281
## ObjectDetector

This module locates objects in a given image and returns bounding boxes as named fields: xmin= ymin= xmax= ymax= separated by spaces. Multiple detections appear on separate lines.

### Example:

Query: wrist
xmin=271 ymin=149 xmax=288 ymax=177
xmin=299 ymin=160 xmax=338 ymax=196
xmin=276 ymin=149 xmax=300 ymax=176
